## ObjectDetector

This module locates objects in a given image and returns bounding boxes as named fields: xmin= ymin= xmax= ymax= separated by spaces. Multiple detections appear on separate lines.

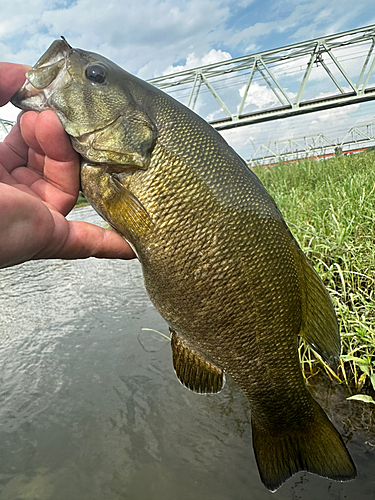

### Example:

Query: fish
xmin=12 ymin=38 xmax=356 ymax=491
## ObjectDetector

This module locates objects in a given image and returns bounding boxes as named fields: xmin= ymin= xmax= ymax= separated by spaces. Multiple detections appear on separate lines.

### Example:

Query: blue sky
xmin=1 ymin=0 xmax=375 ymax=157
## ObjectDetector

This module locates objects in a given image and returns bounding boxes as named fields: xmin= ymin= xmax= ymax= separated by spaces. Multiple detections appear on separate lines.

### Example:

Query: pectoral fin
xmin=109 ymin=173 xmax=154 ymax=235
xmin=80 ymin=163 xmax=153 ymax=243
xmin=170 ymin=328 xmax=225 ymax=394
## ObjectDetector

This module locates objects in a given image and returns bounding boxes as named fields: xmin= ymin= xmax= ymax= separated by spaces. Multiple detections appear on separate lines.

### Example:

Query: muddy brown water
xmin=0 ymin=206 xmax=374 ymax=500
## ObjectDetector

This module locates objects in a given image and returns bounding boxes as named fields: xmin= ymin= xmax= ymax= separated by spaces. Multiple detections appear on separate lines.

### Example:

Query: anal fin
xmin=170 ymin=328 xmax=225 ymax=394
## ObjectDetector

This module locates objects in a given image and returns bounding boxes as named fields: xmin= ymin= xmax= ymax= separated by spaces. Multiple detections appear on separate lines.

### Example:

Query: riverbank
xmin=253 ymin=151 xmax=375 ymax=401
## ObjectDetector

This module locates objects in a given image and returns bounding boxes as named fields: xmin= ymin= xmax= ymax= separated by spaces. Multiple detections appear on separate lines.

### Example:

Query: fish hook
xmin=60 ymin=36 xmax=72 ymax=49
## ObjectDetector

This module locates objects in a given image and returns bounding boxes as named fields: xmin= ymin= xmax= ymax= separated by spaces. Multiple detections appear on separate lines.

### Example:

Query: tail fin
xmin=251 ymin=399 xmax=356 ymax=492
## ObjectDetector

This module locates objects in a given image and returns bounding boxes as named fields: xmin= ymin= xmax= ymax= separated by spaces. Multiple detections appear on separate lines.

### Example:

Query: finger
xmin=19 ymin=111 xmax=44 ymax=154
xmin=34 ymin=215 xmax=136 ymax=261
xmin=8 ymin=164 xmax=43 ymax=186
xmin=20 ymin=110 xmax=78 ymax=162
xmin=61 ymin=221 xmax=135 ymax=259
xmin=21 ymin=110 xmax=80 ymax=180
xmin=0 ymin=121 xmax=29 ymax=172
xmin=23 ymin=148 xmax=45 ymax=174
xmin=0 ymin=163 xmax=18 ymax=184
xmin=27 ymin=176 xmax=77 ymax=216
xmin=61 ymin=221 xmax=136 ymax=260
xmin=17 ymin=110 xmax=80 ymax=214
xmin=0 ymin=183 xmax=55 ymax=268
xmin=35 ymin=111 xmax=77 ymax=162
xmin=8 ymin=163 xmax=78 ymax=216
xmin=35 ymin=111 xmax=81 ymax=199
xmin=0 ymin=63 xmax=30 ymax=107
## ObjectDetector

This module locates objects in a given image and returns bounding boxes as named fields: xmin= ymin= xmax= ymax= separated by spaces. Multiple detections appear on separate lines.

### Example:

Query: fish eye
xmin=85 ymin=64 xmax=107 ymax=84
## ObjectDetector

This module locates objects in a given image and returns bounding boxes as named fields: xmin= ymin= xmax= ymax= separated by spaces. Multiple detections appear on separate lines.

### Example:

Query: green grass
xmin=253 ymin=151 xmax=375 ymax=399
xmin=74 ymin=192 xmax=90 ymax=208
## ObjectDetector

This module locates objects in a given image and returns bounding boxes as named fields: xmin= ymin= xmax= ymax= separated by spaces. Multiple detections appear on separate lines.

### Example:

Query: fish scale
xmin=12 ymin=38 xmax=356 ymax=492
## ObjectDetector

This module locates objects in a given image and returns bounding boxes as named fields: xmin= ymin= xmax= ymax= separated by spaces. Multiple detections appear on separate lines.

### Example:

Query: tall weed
xmin=254 ymin=152 xmax=375 ymax=398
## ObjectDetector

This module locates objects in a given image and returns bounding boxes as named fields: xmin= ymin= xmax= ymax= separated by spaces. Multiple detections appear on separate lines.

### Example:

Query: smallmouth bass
xmin=12 ymin=38 xmax=356 ymax=491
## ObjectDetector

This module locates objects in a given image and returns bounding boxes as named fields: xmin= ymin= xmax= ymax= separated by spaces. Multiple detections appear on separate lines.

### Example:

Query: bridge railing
xmin=249 ymin=122 xmax=375 ymax=165
xmin=149 ymin=24 xmax=375 ymax=130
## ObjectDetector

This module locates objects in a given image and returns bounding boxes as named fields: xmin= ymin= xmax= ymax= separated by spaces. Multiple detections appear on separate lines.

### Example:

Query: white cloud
xmin=163 ymin=49 xmax=232 ymax=75
xmin=206 ymin=109 xmax=226 ymax=122
xmin=234 ymin=0 xmax=256 ymax=7
xmin=238 ymin=81 xmax=298 ymax=111
xmin=313 ymin=105 xmax=360 ymax=123
xmin=238 ymin=81 xmax=279 ymax=110
xmin=39 ymin=0 xmax=231 ymax=77
xmin=0 ymin=0 xmax=232 ymax=76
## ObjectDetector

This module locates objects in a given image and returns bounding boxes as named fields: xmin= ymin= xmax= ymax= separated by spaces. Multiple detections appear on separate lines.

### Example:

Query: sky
xmin=1 ymin=0 xmax=375 ymax=159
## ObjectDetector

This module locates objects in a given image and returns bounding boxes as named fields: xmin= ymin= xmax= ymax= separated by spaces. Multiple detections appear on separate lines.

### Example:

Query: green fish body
xmin=12 ymin=39 xmax=356 ymax=491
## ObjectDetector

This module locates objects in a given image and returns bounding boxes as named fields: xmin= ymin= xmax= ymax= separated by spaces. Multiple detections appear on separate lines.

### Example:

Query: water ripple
xmin=0 ymin=205 xmax=373 ymax=499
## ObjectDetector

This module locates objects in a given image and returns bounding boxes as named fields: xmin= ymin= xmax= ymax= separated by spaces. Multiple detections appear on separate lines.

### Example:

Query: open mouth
xmin=11 ymin=39 xmax=72 ymax=112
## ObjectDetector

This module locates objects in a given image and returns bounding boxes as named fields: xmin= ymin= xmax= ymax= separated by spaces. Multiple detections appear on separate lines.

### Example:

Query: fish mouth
xmin=11 ymin=38 xmax=72 ymax=112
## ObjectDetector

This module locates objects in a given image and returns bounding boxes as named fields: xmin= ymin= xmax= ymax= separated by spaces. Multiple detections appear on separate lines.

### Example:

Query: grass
xmin=74 ymin=192 xmax=90 ymax=208
xmin=253 ymin=151 xmax=375 ymax=401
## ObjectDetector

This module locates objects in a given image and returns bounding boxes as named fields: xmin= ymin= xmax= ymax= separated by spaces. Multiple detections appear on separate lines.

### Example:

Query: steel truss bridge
xmin=249 ymin=122 xmax=375 ymax=165
xmin=2 ymin=24 xmax=375 ymax=138
xmin=0 ymin=118 xmax=15 ymax=135
xmin=149 ymin=24 xmax=375 ymax=130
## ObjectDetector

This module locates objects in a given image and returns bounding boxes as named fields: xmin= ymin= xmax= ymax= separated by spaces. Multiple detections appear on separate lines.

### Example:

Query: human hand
xmin=0 ymin=62 xmax=136 ymax=268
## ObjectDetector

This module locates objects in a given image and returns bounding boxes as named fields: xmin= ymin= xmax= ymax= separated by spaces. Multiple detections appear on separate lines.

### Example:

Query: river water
xmin=0 ymin=206 xmax=374 ymax=500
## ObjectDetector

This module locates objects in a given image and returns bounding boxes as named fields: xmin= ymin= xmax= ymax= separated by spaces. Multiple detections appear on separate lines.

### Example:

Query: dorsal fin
xmin=170 ymin=329 xmax=225 ymax=394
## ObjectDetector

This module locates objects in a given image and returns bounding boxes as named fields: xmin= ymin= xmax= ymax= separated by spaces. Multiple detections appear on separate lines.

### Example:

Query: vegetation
xmin=74 ymin=192 xmax=90 ymax=208
xmin=253 ymin=151 xmax=375 ymax=401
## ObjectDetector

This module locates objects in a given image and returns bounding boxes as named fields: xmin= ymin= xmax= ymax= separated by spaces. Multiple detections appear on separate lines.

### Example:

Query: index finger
xmin=0 ymin=63 xmax=31 ymax=107
xmin=23 ymin=110 xmax=81 ymax=214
